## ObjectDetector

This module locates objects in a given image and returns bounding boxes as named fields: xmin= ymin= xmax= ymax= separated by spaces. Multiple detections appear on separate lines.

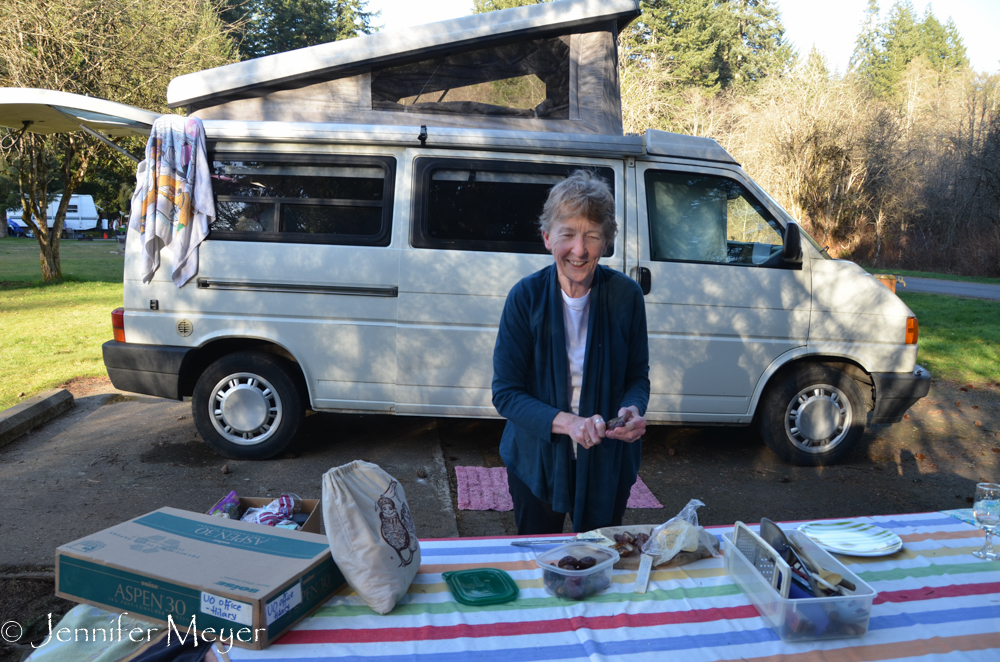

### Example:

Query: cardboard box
xmin=207 ymin=495 xmax=322 ymax=534
xmin=55 ymin=507 xmax=343 ymax=650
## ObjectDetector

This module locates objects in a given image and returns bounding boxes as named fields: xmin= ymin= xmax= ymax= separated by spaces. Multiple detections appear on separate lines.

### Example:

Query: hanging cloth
xmin=128 ymin=115 xmax=214 ymax=287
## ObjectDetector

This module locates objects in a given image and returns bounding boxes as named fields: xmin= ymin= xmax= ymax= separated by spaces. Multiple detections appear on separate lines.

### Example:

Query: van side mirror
xmin=782 ymin=223 xmax=802 ymax=266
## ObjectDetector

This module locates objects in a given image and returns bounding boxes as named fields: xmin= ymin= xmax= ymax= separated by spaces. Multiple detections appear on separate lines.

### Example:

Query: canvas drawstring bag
xmin=321 ymin=461 xmax=421 ymax=614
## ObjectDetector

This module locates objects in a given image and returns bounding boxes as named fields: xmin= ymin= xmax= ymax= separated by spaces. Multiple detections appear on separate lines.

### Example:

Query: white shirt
xmin=561 ymin=289 xmax=591 ymax=414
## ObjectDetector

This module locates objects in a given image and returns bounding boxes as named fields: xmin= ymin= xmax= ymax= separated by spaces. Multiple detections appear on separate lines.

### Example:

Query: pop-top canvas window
xmin=209 ymin=155 xmax=394 ymax=246
xmin=371 ymin=36 xmax=571 ymax=119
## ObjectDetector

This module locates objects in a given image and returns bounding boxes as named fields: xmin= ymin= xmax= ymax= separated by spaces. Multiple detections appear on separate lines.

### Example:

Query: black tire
xmin=192 ymin=351 xmax=303 ymax=460
xmin=757 ymin=364 xmax=866 ymax=466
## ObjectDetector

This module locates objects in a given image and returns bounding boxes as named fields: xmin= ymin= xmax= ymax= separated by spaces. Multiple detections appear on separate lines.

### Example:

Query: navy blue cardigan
xmin=492 ymin=264 xmax=650 ymax=531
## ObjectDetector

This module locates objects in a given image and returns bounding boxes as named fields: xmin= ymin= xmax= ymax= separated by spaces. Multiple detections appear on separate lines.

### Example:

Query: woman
xmin=492 ymin=170 xmax=650 ymax=535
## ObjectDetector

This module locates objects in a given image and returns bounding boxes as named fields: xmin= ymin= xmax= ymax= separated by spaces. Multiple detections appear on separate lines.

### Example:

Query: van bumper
xmin=102 ymin=341 xmax=193 ymax=401
xmin=870 ymin=365 xmax=931 ymax=424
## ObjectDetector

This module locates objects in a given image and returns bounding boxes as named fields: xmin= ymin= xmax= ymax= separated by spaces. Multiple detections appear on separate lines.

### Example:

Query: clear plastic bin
xmin=723 ymin=528 xmax=878 ymax=641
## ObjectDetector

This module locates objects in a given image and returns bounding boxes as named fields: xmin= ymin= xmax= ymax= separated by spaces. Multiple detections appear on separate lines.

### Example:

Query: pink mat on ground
xmin=455 ymin=466 xmax=663 ymax=511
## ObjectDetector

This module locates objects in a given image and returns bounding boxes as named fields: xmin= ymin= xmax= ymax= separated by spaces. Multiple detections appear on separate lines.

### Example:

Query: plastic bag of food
xmin=641 ymin=499 xmax=721 ymax=566
xmin=241 ymin=493 xmax=302 ymax=527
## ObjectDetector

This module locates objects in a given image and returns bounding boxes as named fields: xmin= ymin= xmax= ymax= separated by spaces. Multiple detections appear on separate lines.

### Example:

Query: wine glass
xmin=972 ymin=482 xmax=1000 ymax=561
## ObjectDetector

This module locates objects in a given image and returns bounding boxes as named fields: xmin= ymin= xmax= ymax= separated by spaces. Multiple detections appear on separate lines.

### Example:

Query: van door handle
xmin=630 ymin=267 xmax=651 ymax=295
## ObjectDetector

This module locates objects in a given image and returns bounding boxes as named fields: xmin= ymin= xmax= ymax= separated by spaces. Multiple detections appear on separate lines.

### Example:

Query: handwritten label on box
xmin=200 ymin=591 xmax=252 ymax=626
xmin=265 ymin=582 xmax=302 ymax=625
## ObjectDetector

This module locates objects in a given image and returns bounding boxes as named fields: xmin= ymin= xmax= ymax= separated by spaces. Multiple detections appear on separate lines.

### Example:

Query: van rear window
xmin=208 ymin=156 xmax=394 ymax=245
xmin=412 ymin=159 xmax=615 ymax=254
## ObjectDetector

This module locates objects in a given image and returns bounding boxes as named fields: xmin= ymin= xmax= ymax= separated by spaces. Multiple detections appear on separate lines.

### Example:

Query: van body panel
xmin=123 ymin=230 xmax=401 ymax=411
xmin=808 ymin=258 xmax=917 ymax=372
xmin=634 ymin=162 xmax=812 ymax=416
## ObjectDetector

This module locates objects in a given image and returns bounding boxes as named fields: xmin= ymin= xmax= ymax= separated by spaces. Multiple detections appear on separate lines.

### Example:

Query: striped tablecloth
xmin=228 ymin=512 xmax=1000 ymax=661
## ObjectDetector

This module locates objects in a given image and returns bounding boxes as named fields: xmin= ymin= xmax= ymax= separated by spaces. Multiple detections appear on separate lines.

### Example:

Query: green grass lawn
xmin=898 ymin=292 xmax=1000 ymax=385
xmin=0 ymin=238 xmax=123 ymax=410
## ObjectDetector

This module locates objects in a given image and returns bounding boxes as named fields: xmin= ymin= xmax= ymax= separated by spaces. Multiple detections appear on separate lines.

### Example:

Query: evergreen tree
xmin=850 ymin=0 xmax=969 ymax=97
xmin=630 ymin=0 xmax=791 ymax=91
xmin=850 ymin=0 xmax=884 ymax=79
xmin=630 ymin=0 xmax=724 ymax=90
xmin=235 ymin=0 xmax=378 ymax=60
xmin=716 ymin=0 xmax=795 ymax=88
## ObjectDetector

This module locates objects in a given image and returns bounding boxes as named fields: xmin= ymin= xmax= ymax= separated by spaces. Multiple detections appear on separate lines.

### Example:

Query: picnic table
xmin=228 ymin=511 xmax=999 ymax=661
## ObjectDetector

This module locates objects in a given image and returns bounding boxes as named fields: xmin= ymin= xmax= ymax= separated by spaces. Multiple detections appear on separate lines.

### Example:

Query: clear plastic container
xmin=723 ymin=528 xmax=878 ymax=641
xmin=534 ymin=542 xmax=620 ymax=600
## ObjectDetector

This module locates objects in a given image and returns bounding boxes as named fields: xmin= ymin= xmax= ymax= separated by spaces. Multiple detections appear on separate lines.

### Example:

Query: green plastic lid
xmin=442 ymin=568 xmax=520 ymax=606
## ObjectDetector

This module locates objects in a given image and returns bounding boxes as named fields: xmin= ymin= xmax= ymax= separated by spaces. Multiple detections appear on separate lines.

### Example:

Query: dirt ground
xmin=1 ymin=376 xmax=998 ymax=661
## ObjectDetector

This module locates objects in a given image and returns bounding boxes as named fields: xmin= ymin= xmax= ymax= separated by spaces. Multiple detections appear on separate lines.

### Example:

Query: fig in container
xmin=535 ymin=542 xmax=619 ymax=601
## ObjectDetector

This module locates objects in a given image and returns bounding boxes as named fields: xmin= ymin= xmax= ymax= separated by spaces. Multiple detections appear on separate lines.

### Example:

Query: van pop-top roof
xmin=1 ymin=0 xmax=737 ymax=165
xmin=168 ymin=0 xmax=641 ymax=136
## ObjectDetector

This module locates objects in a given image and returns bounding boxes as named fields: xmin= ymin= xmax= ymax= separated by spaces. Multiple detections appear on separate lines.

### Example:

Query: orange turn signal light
xmin=111 ymin=307 xmax=126 ymax=343
xmin=905 ymin=316 xmax=918 ymax=345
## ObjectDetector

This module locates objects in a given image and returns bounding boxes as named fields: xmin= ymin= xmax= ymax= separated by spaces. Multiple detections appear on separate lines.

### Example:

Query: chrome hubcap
xmin=785 ymin=384 xmax=851 ymax=454
xmin=209 ymin=372 xmax=282 ymax=446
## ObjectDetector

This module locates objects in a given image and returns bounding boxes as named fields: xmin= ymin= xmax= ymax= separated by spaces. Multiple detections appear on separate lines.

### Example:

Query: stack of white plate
xmin=797 ymin=521 xmax=903 ymax=557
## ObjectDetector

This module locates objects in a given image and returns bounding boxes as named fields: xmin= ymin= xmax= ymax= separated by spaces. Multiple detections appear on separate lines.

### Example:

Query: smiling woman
xmin=492 ymin=171 xmax=650 ymax=535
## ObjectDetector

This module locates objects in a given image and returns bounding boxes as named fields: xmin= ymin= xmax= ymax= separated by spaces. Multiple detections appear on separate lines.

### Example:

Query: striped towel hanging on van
xmin=129 ymin=115 xmax=214 ymax=287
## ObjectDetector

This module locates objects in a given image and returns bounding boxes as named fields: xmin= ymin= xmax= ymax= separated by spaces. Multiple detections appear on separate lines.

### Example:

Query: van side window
xmin=645 ymin=170 xmax=784 ymax=266
xmin=208 ymin=155 xmax=394 ymax=245
xmin=413 ymin=159 xmax=615 ymax=254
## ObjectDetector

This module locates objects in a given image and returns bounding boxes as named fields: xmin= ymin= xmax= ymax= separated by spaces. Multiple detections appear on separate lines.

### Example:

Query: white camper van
xmin=0 ymin=0 xmax=929 ymax=465
xmin=7 ymin=194 xmax=101 ymax=234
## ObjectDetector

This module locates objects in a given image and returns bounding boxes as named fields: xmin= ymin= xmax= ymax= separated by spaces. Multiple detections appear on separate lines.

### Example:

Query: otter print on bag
xmin=377 ymin=482 xmax=419 ymax=567
xmin=321 ymin=461 xmax=421 ymax=614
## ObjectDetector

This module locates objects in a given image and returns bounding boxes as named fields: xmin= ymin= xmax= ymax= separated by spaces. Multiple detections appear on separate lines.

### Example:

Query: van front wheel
xmin=757 ymin=364 xmax=866 ymax=466
xmin=192 ymin=352 xmax=303 ymax=460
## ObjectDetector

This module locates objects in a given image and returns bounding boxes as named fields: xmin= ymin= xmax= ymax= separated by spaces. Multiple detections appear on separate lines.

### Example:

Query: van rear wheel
xmin=757 ymin=364 xmax=866 ymax=466
xmin=192 ymin=352 xmax=303 ymax=460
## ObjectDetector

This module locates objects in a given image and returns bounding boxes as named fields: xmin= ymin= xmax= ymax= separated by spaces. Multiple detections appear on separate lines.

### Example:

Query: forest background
xmin=2 ymin=0 xmax=999 ymax=278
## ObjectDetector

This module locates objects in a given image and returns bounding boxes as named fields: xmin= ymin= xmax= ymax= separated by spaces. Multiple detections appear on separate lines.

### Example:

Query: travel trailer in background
xmin=7 ymin=194 xmax=101 ymax=234
xmin=0 ymin=0 xmax=930 ymax=466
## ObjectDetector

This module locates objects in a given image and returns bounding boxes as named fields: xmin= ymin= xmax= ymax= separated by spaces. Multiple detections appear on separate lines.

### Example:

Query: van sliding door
xmin=396 ymin=154 xmax=626 ymax=417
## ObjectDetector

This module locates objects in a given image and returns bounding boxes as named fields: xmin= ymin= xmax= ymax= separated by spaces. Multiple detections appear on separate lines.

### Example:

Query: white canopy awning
xmin=0 ymin=88 xmax=159 ymax=136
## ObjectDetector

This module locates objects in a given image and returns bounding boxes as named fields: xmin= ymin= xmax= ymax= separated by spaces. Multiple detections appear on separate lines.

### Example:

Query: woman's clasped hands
xmin=554 ymin=405 xmax=647 ymax=450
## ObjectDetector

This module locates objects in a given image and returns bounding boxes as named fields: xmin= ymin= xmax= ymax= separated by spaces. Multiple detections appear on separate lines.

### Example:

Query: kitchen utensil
xmin=732 ymin=521 xmax=790 ymax=598
xmin=760 ymin=518 xmax=824 ymax=597
xmin=788 ymin=531 xmax=856 ymax=591
xmin=510 ymin=536 xmax=605 ymax=547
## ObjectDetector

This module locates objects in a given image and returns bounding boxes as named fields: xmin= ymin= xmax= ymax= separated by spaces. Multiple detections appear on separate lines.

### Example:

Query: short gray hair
xmin=538 ymin=170 xmax=617 ymax=245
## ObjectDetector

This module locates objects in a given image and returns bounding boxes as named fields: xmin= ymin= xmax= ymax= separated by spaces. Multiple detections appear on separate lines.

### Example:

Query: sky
xmin=367 ymin=0 xmax=999 ymax=75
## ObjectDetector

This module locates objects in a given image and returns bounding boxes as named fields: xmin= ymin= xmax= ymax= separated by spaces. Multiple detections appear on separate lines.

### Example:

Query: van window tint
xmin=209 ymin=157 xmax=394 ymax=245
xmin=413 ymin=160 xmax=615 ymax=254
xmin=645 ymin=170 xmax=783 ymax=266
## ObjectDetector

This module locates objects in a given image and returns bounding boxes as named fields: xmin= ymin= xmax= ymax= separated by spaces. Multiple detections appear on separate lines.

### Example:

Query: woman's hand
xmin=604 ymin=405 xmax=646 ymax=443
xmin=552 ymin=411 xmax=608 ymax=450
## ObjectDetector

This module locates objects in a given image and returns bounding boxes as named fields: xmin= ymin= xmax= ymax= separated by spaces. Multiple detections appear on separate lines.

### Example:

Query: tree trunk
xmin=37 ymin=235 xmax=62 ymax=281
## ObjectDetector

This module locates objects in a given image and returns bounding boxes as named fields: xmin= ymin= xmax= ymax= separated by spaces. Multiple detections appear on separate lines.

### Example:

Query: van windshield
xmin=750 ymin=183 xmax=830 ymax=259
